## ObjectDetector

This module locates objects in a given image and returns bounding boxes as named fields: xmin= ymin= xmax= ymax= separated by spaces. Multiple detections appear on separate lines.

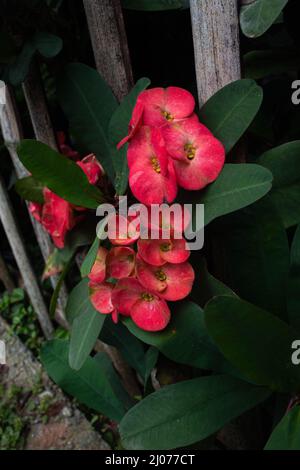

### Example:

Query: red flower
xmin=117 ymin=99 xmax=144 ymax=150
xmin=136 ymin=255 xmax=195 ymax=301
xmin=137 ymin=87 xmax=195 ymax=127
xmin=106 ymin=246 xmax=136 ymax=279
xmin=88 ymin=247 xmax=108 ymax=284
xmin=77 ymin=154 xmax=103 ymax=185
xmin=128 ymin=126 xmax=177 ymax=205
xmin=89 ymin=281 xmax=118 ymax=323
xmin=162 ymin=116 xmax=225 ymax=190
xmin=107 ymin=214 xmax=140 ymax=246
xmin=112 ymin=278 xmax=170 ymax=331
xmin=29 ymin=202 xmax=43 ymax=223
xmin=137 ymin=237 xmax=190 ymax=266
xmin=41 ymin=188 xmax=75 ymax=249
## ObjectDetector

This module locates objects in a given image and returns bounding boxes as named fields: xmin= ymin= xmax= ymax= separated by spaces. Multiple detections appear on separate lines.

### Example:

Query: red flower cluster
xmin=88 ymin=214 xmax=194 ymax=332
xmin=119 ymin=86 xmax=225 ymax=205
xmin=30 ymin=154 xmax=102 ymax=248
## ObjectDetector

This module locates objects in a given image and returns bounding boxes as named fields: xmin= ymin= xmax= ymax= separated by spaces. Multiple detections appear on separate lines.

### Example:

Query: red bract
xmin=107 ymin=246 xmax=136 ymax=279
xmin=136 ymin=255 xmax=195 ymax=301
xmin=88 ymin=247 xmax=108 ymax=283
xmin=137 ymin=237 xmax=190 ymax=266
xmin=41 ymin=188 xmax=75 ymax=249
xmin=162 ymin=116 xmax=225 ymax=190
xmin=137 ymin=87 xmax=195 ymax=127
xmin=107 ymin=214 xmax=140 ymax=246
xmin=117 ymin=99 xmax=144 ymax=149
xmin=112 ymin=278 xmax=170 ymax=331
xmin=29 ymin=202 xmax=43 ymax=223
xmin=128 ymin=126 xmax=177 ymax=205
xmin=77 ymin=154 xmax=103 ymax=185
xmin=89 ymin=281 xmax=118 ymax=323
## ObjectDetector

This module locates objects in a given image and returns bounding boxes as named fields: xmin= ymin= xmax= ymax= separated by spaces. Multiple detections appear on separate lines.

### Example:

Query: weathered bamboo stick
xmin=0 ymin=250 xmax=15 ymax=292
xmin=1 ymin=85 xmax=69 ymax=327
xmin=83 ymin=0 xmax=133 ymax=101
xmin=190 ymin=0 xmax=241 ymax=105
xmin=0 ymin=173 xmax=53 ymax=338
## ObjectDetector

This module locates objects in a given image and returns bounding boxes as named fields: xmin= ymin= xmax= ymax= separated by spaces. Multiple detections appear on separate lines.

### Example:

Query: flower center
xmin=151 ymin=156 xmax=161 ymax=173
xmin=162 ymin=110 xmax=174 ymax=121
xmin=142 ymin=292 xmax=154 ymax=302
xmin=160 ymin=242 xmax=172 ymax=252
xmin=155 ymin=269 xmax=167 ymax=281
xmin=184 ymin=143 xmax=196 ymax=160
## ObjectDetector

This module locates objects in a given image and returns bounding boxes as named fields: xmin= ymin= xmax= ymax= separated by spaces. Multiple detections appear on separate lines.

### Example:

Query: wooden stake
xmin=83 ymin=0 xmax=133 ymax=101
xmin=190 ymin=0 xmax=241 ymax=105
xmin=0 ymin=173 xmax=53 ymax=339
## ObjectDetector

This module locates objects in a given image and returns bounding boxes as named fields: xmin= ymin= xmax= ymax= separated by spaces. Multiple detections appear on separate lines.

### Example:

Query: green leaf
xmin=40 ymin=339 xmax=127 ymax=421
xmin=259 ymin=141 xmax=300 ymax=228
xmin=57 ymin=63 xmax=118 ymax=182
xmin=240 ymin=0 xmax=288 ymax=38
xmin=49 ymin=254 xmax=74 ymax=317
xmin=109 ymin=77 xmax=150 ymax=195
xmin=100 ymin=318 xmax=146 ymax=378
xmin=69 ymin=304 xmax=105 ymax=371
xmin=80 ymin=237 xmax=100 ymax=278
xmin=205 ymin=296 xmax=300 ymax=393
xmin=192 ymin=164 xmax=272 ymax=225
xmin=66 ymin=278 xmax=91 ymax=324
xmin=17 ymin=140 xmax=103 ymax=209
xmin=244 ymin=49 xmax=300 ymax=80
xmin=143 ymin=347 xmax=159 ymax=386
xmin=222 ymin=197 xmax=289 ymax=318
xmin=120 ymin=374 xmax=270 ymax=449
xmin=15 ymin=176 xmax=44 ymax=203
xmin=122 ymin=0 xmax=189 ymax=10
xmin=94 ymin=352 xmax=133 ymax=408
xmin=124 ymin=301 xmax=230 ymax=373
xmin=8 ymin=42 xmax=35 ymax=86
xmin=191 ymin=256 xmax=237 ymax=308
xmin=33 ymin=32 xmax=63 ymax=58
xmin=287 ymin=225 xmax=300 ymax=331
xmin=265 ymin=406 xmax=300 ymax=450
xmin=199 ymin=79 xmax=263 ymax=153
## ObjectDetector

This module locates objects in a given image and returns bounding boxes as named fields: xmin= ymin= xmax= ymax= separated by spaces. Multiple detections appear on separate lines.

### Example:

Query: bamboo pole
xmin=83 ymin=0 xmax=133 ymax=101
xmin=190 ymin=0 xmax=241 ymax=105
xmin=1 ymin=84 xmax=69 ymax=328
xmin=0 ymin=173 xmax=53 ymax=339
xmin=0 ymin=250 xmax=15 ymax=292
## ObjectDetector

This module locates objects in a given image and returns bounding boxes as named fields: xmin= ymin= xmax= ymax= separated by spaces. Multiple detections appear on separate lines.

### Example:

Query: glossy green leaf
xmin=199 ymin=79 xmax=263 ymax=153
xmin=122 ymin=0 xmax=189 ymax=10
xmin=33 ymin=32 xmax=63 ymax=58
xmin=80 ymin=237 xmax=100 ymax=278
xmin=8 ymin=42 xmax=35 ymax=86
xmin=244 ymin=49 xmax=300 ymax=80
xmin=124 ymin=301 xmax=230 ymax=373
xmin=15 ymin=176 xmax=44 ymax=203
xmin=66 ymin=278 xmax=91 ymax=324
xmin=17 ymin=140 xmax=103 ymax=209
xmin=205 ymin=296 xmax=300 ymax=393
xmin=120 ymin=374 xmax=270 ymax=449
xmin=222 ymin=197 xmax=289 ymax=318
xmin=259 ymin=141 xmax=300 ymax=228
xmin=109 ymin=77 xmax=150 ymax=195
xmin=94 ymin=352 xmax=133 ymax=408
xmin=100 ymin=318 xmax=146 ymax=378
xmin=69 ymin=302 xmax=105 ymax=371
xmin=196 ymin=164 xmax=272 ymax=225
xmin=40 ymin=339 xmax=127 ymax=421
xmin=265 ymin=406 xmax=300 ymax=450
xmin=240 ymin=0 xmax=288 ymax=38
xmin=287 ymin=225 xmax=300 ymax=331
xmin=57 ymin=63 xmax=118 ymax=182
